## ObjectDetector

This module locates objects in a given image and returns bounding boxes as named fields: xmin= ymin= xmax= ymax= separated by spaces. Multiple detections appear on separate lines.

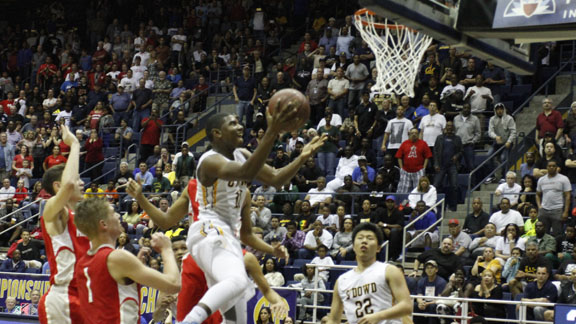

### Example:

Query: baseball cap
xmin=117 ymin=84 xmax=124 ymax=88
xmin=425 ymin=260 xmax=438 ymax=267
xmin=256 ymin=112 xmax=264 ymax=117
xmin=358 ymin=155 xmax=367 ymax=161
xmin=181 ymin=141 xmax=189 ymax=147
xmin=448 ymin=219 xmax=459 ymax=226
xmin=385 ymin=195 xmax=396 ymax=202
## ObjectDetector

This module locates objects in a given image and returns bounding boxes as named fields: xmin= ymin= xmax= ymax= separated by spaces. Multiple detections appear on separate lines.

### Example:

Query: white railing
xmin=288 ymin=263 xmax=555 ymax=324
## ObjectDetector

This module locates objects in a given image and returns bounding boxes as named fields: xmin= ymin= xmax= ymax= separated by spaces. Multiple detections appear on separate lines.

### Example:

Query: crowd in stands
xmin=0 ymin=0 xmax=574 ymax=322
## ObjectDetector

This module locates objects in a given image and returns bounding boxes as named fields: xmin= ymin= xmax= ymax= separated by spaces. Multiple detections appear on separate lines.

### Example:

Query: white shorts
xmin=407 ymin=230 xmax=439 ymax=248
xmin=186 ymin=219 xmax=252 ymax=312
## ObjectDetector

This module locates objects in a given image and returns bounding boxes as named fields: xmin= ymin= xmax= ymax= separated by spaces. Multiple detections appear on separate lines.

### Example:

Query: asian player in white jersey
xmin=182 ymin=106 xmax=325 ymax=324
xmin=327 ymin=223 xmax=412 ymax=324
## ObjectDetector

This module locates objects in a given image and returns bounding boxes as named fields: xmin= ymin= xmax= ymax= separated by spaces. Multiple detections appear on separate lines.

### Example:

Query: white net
xmin=354 ymin=10 xmax=433 ymax=98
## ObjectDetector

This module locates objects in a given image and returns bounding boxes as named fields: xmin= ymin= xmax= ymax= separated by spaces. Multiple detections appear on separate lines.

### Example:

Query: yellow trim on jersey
xmin=212 ymin=180 xmax=219 ymax=206
xmin=202 ymin=185 xmax=208 ymax=206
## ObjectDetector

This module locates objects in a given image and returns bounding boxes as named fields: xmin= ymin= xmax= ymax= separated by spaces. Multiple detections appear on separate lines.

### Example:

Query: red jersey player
xmin=74 ymin=198 xmax=181 ymax=324
xmin=38 ymin=125 xmax=90 ymax=324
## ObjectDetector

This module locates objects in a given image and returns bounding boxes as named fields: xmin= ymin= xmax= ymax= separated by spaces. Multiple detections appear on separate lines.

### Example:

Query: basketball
xmin=267 ymin=88 xmax=310 ymax=132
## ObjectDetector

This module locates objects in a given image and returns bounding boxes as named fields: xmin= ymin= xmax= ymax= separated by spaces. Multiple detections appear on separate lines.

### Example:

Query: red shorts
xmin=38 ymin=285 xmax=84 ymax=324
xmin=177 ymin=254 xmax=222 ymax=323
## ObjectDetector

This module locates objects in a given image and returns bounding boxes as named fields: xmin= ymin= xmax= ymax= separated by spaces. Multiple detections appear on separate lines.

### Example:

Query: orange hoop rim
xmin=354 ymin=8 xmax=413 ymax=31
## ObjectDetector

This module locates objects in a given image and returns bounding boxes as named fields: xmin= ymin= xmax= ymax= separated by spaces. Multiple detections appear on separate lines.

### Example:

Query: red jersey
xmin=176 ymin=254 xmax=222 ymax=324
xmin=140 ymin=118 xmax=163 ymax=145
xmin=44 ymin=155 xmax=67 ymax=170
xmin=76 ymin=245 xmax=140 ymax=324
xmin=395 ymin=139 xmax=433 ymax=172
xmin=187 ymin=178 xmax=199 ymax=221
xmin=39 ymin=208 xmax=91 ymax=324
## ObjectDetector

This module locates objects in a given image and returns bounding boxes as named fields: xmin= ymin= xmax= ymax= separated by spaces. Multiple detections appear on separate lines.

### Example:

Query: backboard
xmin=358 ymin=0 xmax=576 ymax=75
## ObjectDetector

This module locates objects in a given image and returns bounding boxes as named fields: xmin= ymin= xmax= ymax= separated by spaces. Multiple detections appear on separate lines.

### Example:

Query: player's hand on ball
xmin=151 ymin=232 xmax=171 ymax=253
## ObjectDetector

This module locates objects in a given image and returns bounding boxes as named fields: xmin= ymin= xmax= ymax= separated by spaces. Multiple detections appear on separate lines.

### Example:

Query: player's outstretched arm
xmin=326 ymin=279 xmax=344 ymax=324
xmin=108 ymin=233 xmax=181 ymax=294
xmin=358 ymin=265 xmax=412 ymax=324
xmin=126 ymin=179 xmax=190 ymax=229
xmin=253 ymin=134 xmax=327 ymax=187
xmin=245 ymin=252 xmax=288 ymax=321
xmin=200 ymin=102 xmax=301 ymax=185
xmin=43 ymin=125 xmax=81 ymax=225
xmin=240 ymin=192 xmax=288 ymax=260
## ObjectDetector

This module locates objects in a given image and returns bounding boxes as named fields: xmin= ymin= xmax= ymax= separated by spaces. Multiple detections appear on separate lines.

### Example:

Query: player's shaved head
xmin=206 ymin=113 xmax=233 ymax=141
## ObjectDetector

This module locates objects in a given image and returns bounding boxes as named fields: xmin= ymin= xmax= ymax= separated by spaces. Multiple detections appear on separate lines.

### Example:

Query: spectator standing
xmin=173 ymin=143 xmax=195 ymax=185
xmin=453 ymin=104 xmax=481 ymax=172
xmin=305 ymin=70 xmax=329 ymax=124
xmin=464 ymin=75 xmax=493 ymax=113
xmin=84 ymin=129 xmax=103 ymax=181
xmin=536 ymin=159 xmax=571 ymax=235
xmin=233 ymin=66 xmax=257 ymax=128
xmin=536 ymin=97 xmax=564 ymax=150
xmin=109 ymin=85 xmax=132 ymax=126
xmin=345 ymin=55 xmax=369 ymax=110
xmin=131 ymin=78 xmax=154 ymax=132
xmin=420 ymin=101 xmax=446 ymax=150
xmin=486 ymin=103 xmax=516 ymax=182
xmin=317 ymin=115 xmax=341 ymax=177
xmin=433 ymin=121 xmax=462 ymax=210
xmin=42 ymin=146 xmax=67 ymax=171
xmin=327 ymin=68 xmax=349 ymax=118
xmin=396 ymin=128 xmax=433 ymax=193
xmin=0 ymin=133 xmax=15 ymax=181
xmin=381 ymin=106 xmax=414 ymax=159
xmin=139 ymin=108 xmax=163 ymax=163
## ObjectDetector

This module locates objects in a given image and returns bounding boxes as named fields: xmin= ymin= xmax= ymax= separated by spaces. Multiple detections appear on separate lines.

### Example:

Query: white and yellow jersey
xmin=338 ymin=262 xmax=402 ymax=324
xmin=195 ymin=149 xmax=249 ymax=233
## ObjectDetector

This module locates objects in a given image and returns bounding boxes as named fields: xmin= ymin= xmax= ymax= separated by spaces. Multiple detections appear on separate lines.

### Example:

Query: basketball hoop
xmin=354 ymin=8 xmax=433 ymax=97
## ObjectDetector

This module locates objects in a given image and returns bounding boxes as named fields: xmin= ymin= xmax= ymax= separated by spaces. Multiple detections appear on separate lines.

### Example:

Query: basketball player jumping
xmin=38 ymin=125 xmax=90 ymax=324
xmin=326 ymin=223 xmax=412 ymax=324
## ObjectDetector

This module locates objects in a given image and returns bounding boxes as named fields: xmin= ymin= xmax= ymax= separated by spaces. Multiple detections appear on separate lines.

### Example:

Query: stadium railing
xmin=400 ymin=198 xmax=446 ymax=268
xmin=293 ymin=263 xmax=555 ymax=324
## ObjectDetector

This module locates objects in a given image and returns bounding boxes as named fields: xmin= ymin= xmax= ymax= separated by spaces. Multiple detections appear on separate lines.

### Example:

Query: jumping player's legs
xmin=184 ymin=234 xmax=250 ymax=323
xmin=38 ymin=286 xmax=83 ymax=324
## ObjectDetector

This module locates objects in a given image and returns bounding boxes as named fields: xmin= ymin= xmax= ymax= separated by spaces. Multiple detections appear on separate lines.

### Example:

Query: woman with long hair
xmin=262 ymin=256 xmax=285 ymax=287
xmin=116 ymin=232 xmax=137 ymax=255
xmin=408 ymin=175 xmax=438 ymax=211
xmin=247 ymin=128 xmax=265 ymax=152
xmin=466 ymin=247 xmax=503 ymax=297
xmin=256 ymin=307 xmax=273 ymax=324
xmin=517 ymin=174 xmax=537 ymax=216
xmin=495 ymin=223 xmax=526 ymax=261
xmin=331 ymin=216 xmax=354 ymax=261
xmin=470 ymin=269 xmax=506 ymax=323
xmin=12 ymin=144 xmax=34 ymax=178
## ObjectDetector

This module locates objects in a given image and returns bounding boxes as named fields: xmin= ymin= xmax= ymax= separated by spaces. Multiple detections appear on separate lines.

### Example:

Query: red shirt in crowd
xmin=44 ymin=154 xmax=68 ymax=170
xmin=140 ymin=117 xmax=163 ymax=146
xmin=536 ymin=109 xmax=563 ymax=139
xmin=395 ymin=139 xmax=433 ymax=172
xmin=84 ymin=138 xmax=104 ymax=163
